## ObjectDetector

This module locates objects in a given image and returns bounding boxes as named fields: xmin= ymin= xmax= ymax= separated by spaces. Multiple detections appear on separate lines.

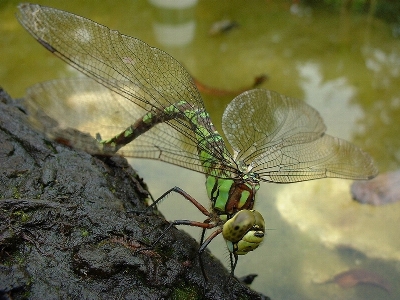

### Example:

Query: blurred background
xmin=1 ymin=1 xmax=399 ymax=299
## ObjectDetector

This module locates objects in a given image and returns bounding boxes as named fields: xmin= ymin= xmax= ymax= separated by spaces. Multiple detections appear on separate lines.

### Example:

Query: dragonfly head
xmin=223 ymin=210 xmax=265 ymax=255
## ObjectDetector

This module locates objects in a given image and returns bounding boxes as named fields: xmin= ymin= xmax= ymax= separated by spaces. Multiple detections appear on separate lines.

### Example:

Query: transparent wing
xmin=222 ymin=89 xmax=377 ymax=182
xmin=18 ymin=4 xmax=235 ymax=176
xmin=26 ymin=78 xmax=233 ymax=175
xmin=17 ymin=4 xmax=199 ymax=112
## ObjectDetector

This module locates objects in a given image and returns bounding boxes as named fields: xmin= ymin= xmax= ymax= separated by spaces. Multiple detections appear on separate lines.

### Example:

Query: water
xmin=1 ymin=1 xmax=399 ymax=299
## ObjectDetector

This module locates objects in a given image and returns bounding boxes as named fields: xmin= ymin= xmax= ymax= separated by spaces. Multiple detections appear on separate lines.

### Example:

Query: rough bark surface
xmin=0 ymin=88 xmax=269 ymax=300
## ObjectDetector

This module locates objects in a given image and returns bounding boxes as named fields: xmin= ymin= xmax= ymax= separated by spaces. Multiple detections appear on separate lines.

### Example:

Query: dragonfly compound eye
xmin=223 ymin=210 xmax=265 ymax=255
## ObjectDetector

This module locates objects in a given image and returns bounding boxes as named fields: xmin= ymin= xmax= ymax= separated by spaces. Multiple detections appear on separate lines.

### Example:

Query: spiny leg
xmin=137 ymin=218 xmax=219 ymax=281
xmin=199 ymin=228 xmax=208 ymax=281
xmin=128 ymin=186 xmax=211 ymax=216
xmin=199 ymin=227 xmax=238 ymax=280
xmin=132 ymin=186 xmax=221 ymax=279
xmin=229 ymin=252 xmax=239 ymax=276
xmin=150 ymin=219 xmax=218 ymax=248
xmin=198 ymin=227 xmax=223 ymax=281
xmin=147 ymin=186 xmax=212 ymax=217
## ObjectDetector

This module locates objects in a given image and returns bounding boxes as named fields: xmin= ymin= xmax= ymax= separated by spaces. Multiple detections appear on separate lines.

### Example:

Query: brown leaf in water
xmin=332 ymin=269 xmax=391 ymax=293
xmin=193 ymin=74 xmax=268 ymax=97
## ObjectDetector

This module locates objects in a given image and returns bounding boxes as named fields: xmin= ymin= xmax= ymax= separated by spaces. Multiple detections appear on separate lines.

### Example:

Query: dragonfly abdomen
xmin=182 ymin=107 xmax=233 ymax=176
xmin=100 ymin=100 xmax=232 ymax=176
xmin=99 ymin=102 xmax=185 ymax=153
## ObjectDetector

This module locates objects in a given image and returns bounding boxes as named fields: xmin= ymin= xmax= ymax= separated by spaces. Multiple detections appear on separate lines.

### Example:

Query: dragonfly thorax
xmin=206 ymin=175 xmax=260 ymax=215
xmin=236 ymin=159 xmax=249 ymax=173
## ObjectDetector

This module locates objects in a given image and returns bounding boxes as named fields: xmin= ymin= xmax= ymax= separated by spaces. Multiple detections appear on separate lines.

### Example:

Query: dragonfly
xmin=17 ymin=3 xmax=378 ymax=279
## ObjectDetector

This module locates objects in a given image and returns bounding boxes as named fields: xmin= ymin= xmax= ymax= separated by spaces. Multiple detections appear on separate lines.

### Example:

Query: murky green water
xmin=1 ymin=0 xmax=399 ymax=299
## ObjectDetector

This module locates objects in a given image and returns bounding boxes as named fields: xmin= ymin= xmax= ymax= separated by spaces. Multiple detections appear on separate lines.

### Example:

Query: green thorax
xmin=161 ymin=102 xmax=262 ymax=215
xmin=180 ymin=104 xmax=232 ymax=177
xmin=206 ymin=176 xmax=260 ymax=215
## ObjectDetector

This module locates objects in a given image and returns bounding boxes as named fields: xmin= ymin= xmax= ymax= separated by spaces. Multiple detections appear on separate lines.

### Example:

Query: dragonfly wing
xmin=222 ymin=89 xmax=377 ymax=182
xmin=17 ymin=4 xmax=202 ymax=112
xmin=26 ymin=78 xmax=206 ymax=173
xmin=254 ymin=134 xmax=378 ymax=182
xmin=222 ymin=89 xmax=326 ymax=164
xmin=18 ymin=4 xmax=234 ymax=175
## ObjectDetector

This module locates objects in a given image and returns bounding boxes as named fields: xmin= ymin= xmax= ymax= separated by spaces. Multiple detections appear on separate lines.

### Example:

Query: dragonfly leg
xmin=199 ymin=228 xmax=208 ymax=281
xmin=137 ymin=218 xmax=219 ymax=281
xmin=129 ymin=186 xmax=210 ymax=216
xmin=150 ymin=219 xmax=218 ymax=248
xmin=148 ymin=186 xmax=212 ymax=217
xmin=198 ymin=227 xmax=223 ymax=281
xmin=198 ymin=228 xmax=223 ymax=253
xmin=229 ymin=252 xmax=239 ymax=276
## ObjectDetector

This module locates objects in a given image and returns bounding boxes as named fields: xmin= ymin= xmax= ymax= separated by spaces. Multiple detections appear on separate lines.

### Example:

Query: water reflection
xmin=149 ymin=0 xmax=197 ymax=46
xmin=362 ymin=46 xmax=400 ymax=89
xmin=297 ymin=61 xmax=361 ymax=140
